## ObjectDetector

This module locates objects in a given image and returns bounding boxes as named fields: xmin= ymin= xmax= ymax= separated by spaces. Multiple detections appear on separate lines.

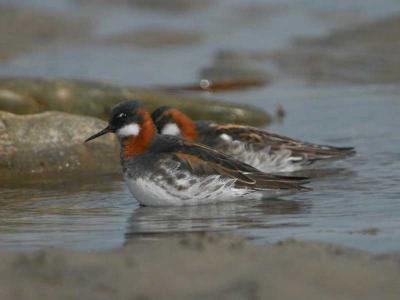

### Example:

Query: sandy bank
xmin=1 ymin=234 xmax=399 ymax=299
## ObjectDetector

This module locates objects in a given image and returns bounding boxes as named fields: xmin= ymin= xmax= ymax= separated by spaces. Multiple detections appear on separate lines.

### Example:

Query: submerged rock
xmin=0 ymin=78 xmax=271 ymax=126
xmin=233 ymin=2 xmax=288 ymax=23
xmin=0 ymin=4 xmax=91 ymax=61
xmin=128 ymin=0 xmax=212 ymax=13
xmin=272 ymin=14 xmax=400 ymax=84
xmin=200 ymin=50 xmax=272 ymax=82
xmin=77 ymin=0 xmax=212 ymax=13
xmin=0 ymin=111 xmax=119 ymax=178
xmin=103 ymin=27 xmax=203 ymax=48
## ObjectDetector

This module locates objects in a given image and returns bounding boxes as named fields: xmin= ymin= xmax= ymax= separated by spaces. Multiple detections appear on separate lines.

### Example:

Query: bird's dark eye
xmin=117 ymin=113 xmax=127 ymax=119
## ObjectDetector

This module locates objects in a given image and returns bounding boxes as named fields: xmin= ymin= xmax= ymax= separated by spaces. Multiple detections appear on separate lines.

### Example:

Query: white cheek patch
xmin=161 ymin=123 xmax=181 ymax=136
xmin=117 ymin=123 xmax=140 ymax=137
xmin=219 ymin=133 xmax=232 ymax=142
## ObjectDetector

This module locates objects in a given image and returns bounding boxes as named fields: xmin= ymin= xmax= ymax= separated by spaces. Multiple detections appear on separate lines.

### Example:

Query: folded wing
xmin=205 ymin=123 xmax=355 ymax=161
xmin=169 ymin=139 xmax=310 ymax=192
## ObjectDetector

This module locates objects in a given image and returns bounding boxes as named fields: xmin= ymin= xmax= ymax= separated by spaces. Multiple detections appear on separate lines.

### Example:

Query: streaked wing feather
xmin=206 ymin=123 xmax=355 ymax=159
xmin=171 ymin=140 xmax=309 ymax=191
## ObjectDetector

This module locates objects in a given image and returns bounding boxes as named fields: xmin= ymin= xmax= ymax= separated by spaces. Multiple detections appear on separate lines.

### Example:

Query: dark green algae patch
xmin=0 ymin=78 xmax=270 ymax=180
xmin=0 ymin=78 xmax=271 ymax=126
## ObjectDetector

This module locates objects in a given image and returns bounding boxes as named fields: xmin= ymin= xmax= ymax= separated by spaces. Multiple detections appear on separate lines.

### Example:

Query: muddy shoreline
xmin=1 ymin=234 xmax=399 ymax=299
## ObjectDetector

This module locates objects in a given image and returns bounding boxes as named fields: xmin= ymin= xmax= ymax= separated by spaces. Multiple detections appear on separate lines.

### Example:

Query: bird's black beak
xmin=84 ymin=126 xmax=111 ymax=143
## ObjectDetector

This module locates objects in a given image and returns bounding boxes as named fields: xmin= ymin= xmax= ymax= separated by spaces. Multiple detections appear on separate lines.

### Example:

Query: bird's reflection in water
xmin=125 ymin=198 xmax=312 ymax=242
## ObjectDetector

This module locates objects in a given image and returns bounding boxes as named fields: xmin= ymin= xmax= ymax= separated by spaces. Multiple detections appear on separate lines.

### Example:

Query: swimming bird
xmin=151 ymin=106 xmax=355 ymax=173
xmin=85 ymin=100 xmax=310 ymax=206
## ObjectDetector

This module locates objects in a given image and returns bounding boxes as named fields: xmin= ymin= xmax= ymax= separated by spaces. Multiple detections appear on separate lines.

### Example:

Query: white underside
xmin=123 ymin=173 xmax=283 ymax=207
xmin=222 ymin=139 xmax=305 ymax=173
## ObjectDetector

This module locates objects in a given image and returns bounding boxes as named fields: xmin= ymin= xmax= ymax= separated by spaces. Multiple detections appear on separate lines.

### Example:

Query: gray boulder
xmin=0 ymin=111 xmax=119 ymax=179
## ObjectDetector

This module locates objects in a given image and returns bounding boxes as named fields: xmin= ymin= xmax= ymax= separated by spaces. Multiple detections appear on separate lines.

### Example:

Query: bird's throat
xmin=121 ymin=111 xmax=155 ymax=157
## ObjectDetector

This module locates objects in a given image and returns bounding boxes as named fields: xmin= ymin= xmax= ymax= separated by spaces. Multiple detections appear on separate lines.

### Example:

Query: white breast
xmin=123 ymin=173 xmax=266 ymax=207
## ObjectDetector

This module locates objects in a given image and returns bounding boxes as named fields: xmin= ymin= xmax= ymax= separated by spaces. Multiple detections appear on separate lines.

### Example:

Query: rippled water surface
xmin=1 ymin=0 xmax=400 ymax=252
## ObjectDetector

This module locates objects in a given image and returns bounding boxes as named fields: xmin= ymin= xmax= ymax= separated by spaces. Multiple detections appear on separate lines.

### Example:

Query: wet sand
xmin=1 ymin=233 xmax=399 ymax=299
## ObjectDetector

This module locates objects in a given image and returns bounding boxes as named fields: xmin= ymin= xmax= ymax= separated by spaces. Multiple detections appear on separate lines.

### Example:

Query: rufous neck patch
xmin=122 ymin=109 xmax=155 ymax=157
xmin=170 ymin=109 xmax=197 ymax=141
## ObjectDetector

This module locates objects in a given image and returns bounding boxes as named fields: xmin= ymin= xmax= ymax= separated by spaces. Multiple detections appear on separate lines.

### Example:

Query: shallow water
xmin=1 ymin=0 xmax=400 ymax=252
